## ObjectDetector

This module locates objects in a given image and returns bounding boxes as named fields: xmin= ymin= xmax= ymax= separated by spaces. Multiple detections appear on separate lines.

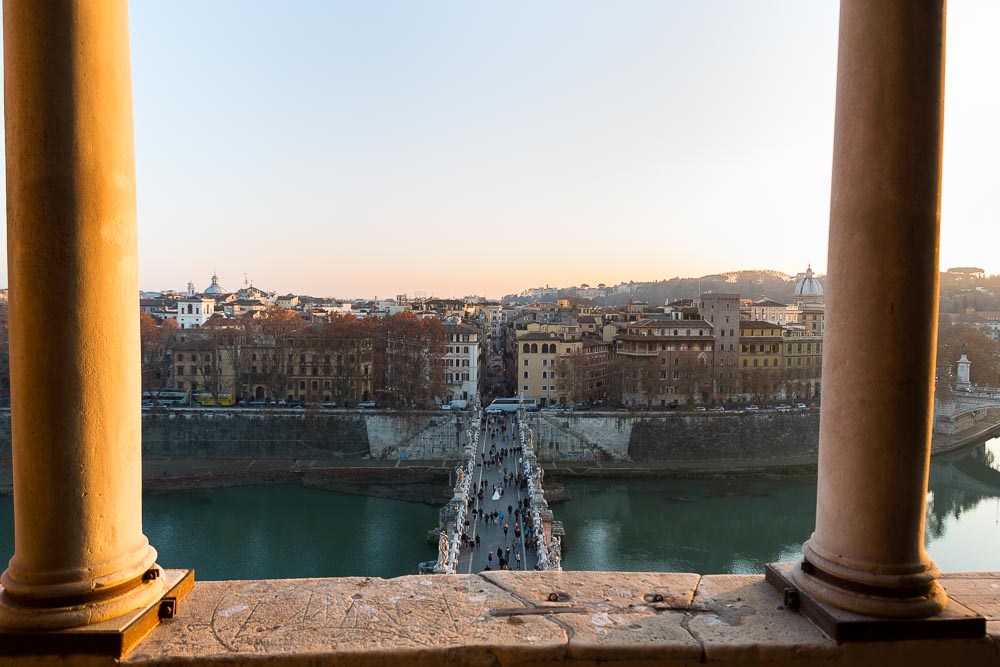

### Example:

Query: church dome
xmin=204 ymin=272 xmax=225 ymax=294
xmin=794 ymin=265 xmax=824 ymax=298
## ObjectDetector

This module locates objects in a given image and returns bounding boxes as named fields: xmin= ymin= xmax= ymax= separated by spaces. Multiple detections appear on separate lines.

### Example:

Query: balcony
xmin=1 ymin=1 xmax=997 ymax=665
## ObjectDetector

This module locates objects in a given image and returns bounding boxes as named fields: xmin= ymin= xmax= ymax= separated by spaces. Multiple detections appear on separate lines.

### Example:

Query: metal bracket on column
xmin=0 ymin=568 xmax=195 ymax=658
xmin=765 ymin=562 xmax=984 ymax=642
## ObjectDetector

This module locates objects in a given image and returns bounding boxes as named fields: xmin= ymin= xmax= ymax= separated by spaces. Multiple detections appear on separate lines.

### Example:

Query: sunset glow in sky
xmin=0 ymin=1 xmax=998 ymax=299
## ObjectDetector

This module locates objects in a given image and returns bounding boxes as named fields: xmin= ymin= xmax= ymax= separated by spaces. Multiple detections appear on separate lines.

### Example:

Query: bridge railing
xmin=435 ymin=409 xmax=480 ymax=575
xmin=518 ymin=399 xmax=561 ymax=571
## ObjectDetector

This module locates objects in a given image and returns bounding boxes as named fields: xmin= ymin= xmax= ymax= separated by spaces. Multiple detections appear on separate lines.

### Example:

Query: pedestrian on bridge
xmin=503 ymin=523 xmax=509 ymax=538
xmin=475 ymin=534 xmax=481 ymax=549
xmin=486 ymin=551 xmax=493 ymax=570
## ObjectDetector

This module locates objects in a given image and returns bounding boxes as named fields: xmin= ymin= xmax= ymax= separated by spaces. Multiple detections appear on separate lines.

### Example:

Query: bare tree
xmin=554 ymin=350 xmax=585 ymax=405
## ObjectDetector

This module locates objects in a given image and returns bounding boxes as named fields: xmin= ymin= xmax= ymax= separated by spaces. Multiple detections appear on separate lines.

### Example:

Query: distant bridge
xmin=934 ymin=387 xmax=1000 ymax=435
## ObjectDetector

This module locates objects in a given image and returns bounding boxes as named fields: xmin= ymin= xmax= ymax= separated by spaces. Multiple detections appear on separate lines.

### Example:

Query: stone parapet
xmin=8 ymin=570 xmax=996 ymax=665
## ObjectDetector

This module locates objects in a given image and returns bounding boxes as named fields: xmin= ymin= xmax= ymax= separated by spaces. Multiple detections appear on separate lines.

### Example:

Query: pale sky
xmin=0 ymin=2 xmax=997 ymax=299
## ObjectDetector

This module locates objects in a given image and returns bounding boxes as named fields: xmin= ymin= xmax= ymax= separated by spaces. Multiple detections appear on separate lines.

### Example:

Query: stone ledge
xmin=6 ymin=571 xmax=1000 ymax=666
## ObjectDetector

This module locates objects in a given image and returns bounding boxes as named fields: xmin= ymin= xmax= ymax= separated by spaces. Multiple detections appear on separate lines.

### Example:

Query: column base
xmin=0 ymin=568 xmax=193 ymax=658
xmin=766 ymin=562 xmax=984 ymax=642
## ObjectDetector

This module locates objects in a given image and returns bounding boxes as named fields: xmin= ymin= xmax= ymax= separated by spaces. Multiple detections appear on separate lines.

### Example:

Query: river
xmin=1 ymin=439 xmax=998 ymax=579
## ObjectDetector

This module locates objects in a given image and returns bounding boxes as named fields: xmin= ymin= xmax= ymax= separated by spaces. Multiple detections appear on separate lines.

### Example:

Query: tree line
xmin=140 ymin=308 xmax=446 ymax=409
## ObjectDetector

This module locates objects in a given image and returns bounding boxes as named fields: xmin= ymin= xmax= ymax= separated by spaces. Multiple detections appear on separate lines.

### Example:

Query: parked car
xmin=320 ymin=401 xmax=337 ymax=408
xmin=694 ymin=406 xmax=707 ymax=412
xmin=357 ymin=401 xmax=377 ymax=409
xmin=775 ymin=404 xmax=792 ymax=412
xmin=745 ymin=405 xmax=760 ymax=412
xmin=709 ymin=406 xmax=726 ymax=412
xmin=795 ymin=403 xmax=807 ymax=409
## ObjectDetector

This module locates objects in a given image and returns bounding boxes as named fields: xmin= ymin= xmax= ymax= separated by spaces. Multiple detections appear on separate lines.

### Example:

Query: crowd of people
xmin=455 ymin=414 xmax=546 ymax=571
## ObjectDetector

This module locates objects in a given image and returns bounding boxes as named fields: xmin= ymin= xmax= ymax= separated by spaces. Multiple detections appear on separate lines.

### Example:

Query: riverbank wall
xmin=0 ymin=407 xmax=991 ymax=484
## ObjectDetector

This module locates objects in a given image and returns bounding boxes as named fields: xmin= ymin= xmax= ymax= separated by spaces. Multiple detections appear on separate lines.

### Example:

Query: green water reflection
xmin=1 ymin=440 xmax=999 ymax=578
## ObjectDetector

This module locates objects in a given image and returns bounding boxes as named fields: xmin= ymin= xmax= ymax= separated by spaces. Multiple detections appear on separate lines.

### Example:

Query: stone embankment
xmin=0 ymin=407 xmax=991 ymax=496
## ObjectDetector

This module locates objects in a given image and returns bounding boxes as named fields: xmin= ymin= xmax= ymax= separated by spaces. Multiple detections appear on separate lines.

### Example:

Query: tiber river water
xmin=1 ymin=439 xmax=999 ymax=579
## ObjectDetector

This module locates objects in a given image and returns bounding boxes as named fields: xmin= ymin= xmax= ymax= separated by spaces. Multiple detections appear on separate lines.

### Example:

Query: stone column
xmin=955 ymin=354 xmax=971 ymax=391
xmin=0 ymin=0 xmax=166 ymax=628
xmin=793 ymin=1 xmax=947 ymax=618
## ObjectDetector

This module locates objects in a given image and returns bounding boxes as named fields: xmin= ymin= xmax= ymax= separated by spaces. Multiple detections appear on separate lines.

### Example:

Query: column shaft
xmin=793 ymin=0 xmax=947 ymax=617
xmin=0 ymin=0 xmax=166 ymax=628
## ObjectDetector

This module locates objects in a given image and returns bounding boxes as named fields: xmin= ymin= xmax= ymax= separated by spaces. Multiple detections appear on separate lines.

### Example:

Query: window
xmin=523 ymin=360 xmax=528 ymax=366
xmin=523 ymin=371 xmax=529 ymax=379
xmin=523 ymin=343 xmax=530 ymax=353
xmin=523 ymin=385 xmax=528 ymax=391
xmin=176 ymin=366 xmax=184 ymax=376
xmin=299 ymin=381 xmax=306 ymax=389
xmin=531 ymin=343 xmax=538 ymax=353
xmin=542 ymin=371 xmax=547 ymax=379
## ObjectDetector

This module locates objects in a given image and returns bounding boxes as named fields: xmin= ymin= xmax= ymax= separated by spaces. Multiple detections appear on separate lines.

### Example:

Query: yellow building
xmin=514 ymin=321 xmax=581 ymax=407
xmin=781 ymin=326 xmax=822 ymax=401
xmin=738 ymin=320 xmax=783 ymax=402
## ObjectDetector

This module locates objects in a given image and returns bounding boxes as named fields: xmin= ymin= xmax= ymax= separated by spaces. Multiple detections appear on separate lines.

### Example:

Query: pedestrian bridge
xmin=430 ymin=407 xmax=562 ymax=574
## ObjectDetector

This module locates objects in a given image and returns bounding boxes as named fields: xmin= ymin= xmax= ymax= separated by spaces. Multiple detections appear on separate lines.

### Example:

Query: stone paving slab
xmin=481 ymin=570 xmax=703 ymax=661
xmin=480 ymin=570 xmax=701 ymax=610
xmin=687 ymin=575 xmax=836 ymax=663
xmin=941 ymin=572 xmax=1000 ymax=620
xmin=127 ymin=575 xmax=566 ymax=664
